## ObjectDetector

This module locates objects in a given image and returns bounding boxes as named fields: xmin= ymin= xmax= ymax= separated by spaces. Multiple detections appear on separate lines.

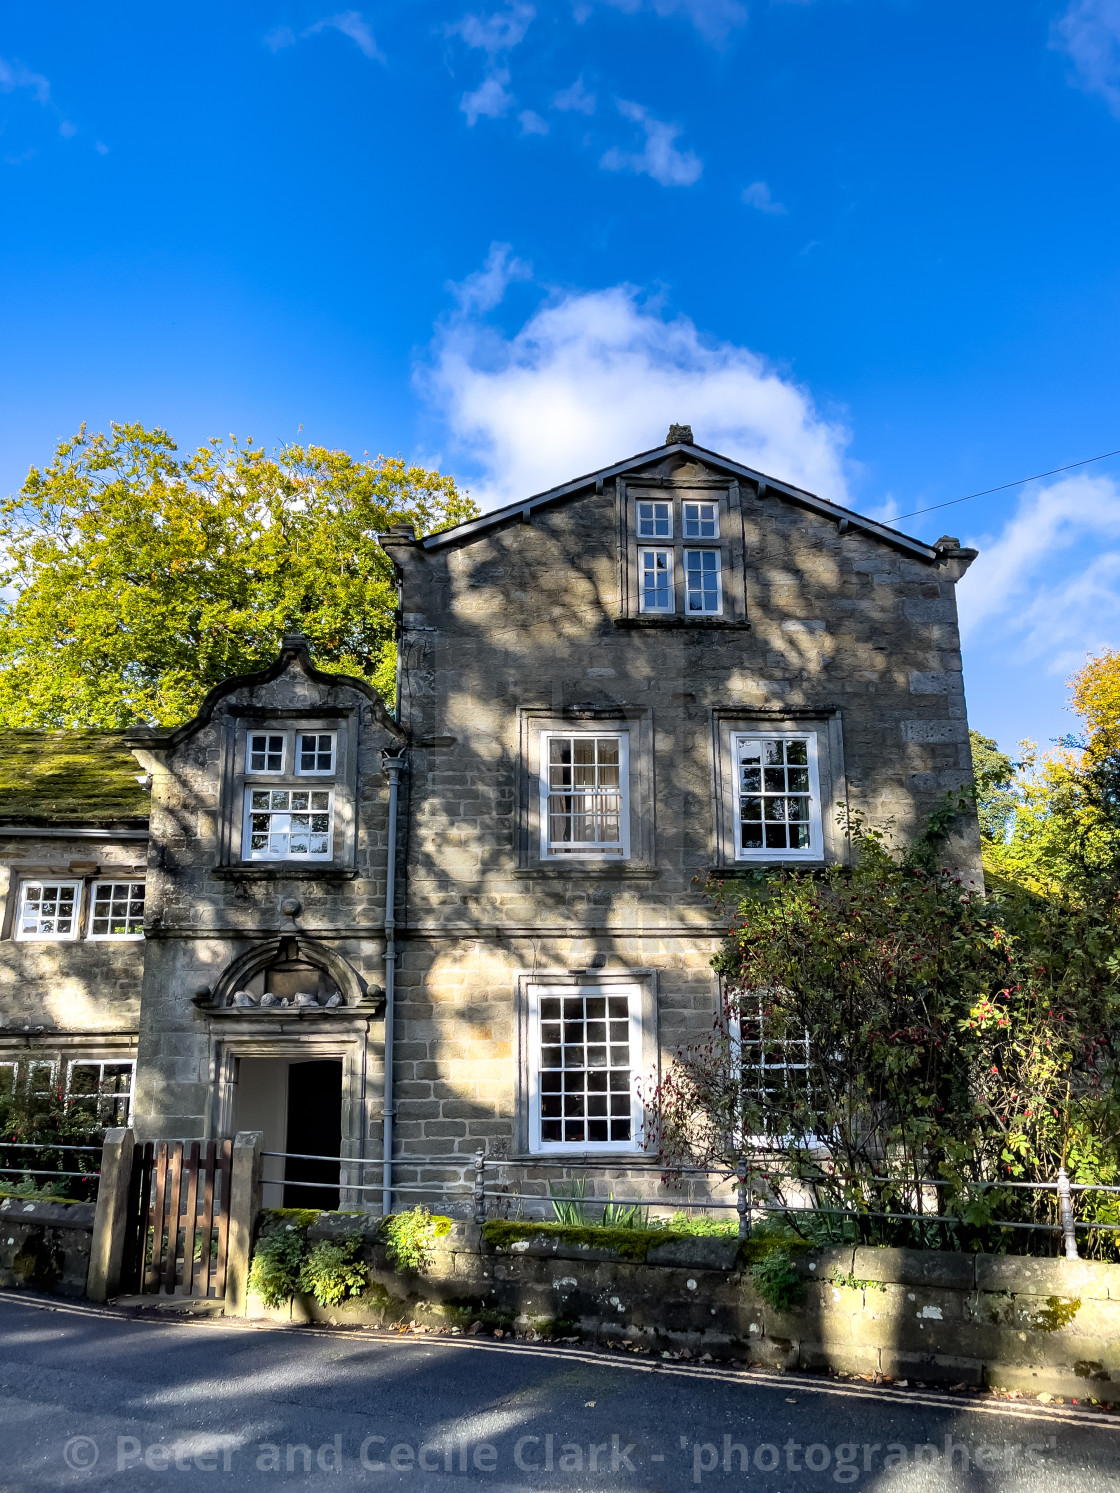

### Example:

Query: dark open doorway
xmin=283 ymin=1059 xmax=342 ymax=1210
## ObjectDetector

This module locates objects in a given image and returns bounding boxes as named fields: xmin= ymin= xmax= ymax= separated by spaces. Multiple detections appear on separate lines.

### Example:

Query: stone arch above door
xmin=209 ymin=938 xmax=375 ymax=1010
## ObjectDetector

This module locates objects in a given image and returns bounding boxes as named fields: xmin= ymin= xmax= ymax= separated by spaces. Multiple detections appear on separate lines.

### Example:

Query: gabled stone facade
xmin=0 ymin=433 xmax=980 ymax=1211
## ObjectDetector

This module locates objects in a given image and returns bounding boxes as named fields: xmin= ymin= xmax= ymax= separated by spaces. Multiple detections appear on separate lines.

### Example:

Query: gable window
xmin=683 ymin=500 xmax=718 ymax=538
xmin=245 ymin=788 xmax=333 ymax=860
xmin=88 ymin=881 xmax=145 ymax=940
xmin=297 ymin=732 xmax=335 ymax=775
xmin=529 ymin=983 xmax=642 ymax=1152
xmin=622 ymin=484 xmax=745 ymax=625
xmin=735 ymin=733 xmax=822 ymax=859
xmin=540 ymin=733 xmax=629 ymax=859
xmin=638 ymin=548 xmax=674 ymax=613
xmin=248 ymin=733 xmax=286 ymax=773
xmin=16 ymin=881 xmax=80 ymax=941
xmin=67 ymin=1060 xmax=134 ymax=1126
xmin=636 ymin=500 xmax=672 ymax=538
xmin=684 ymin=549 xmax=721 ymax=614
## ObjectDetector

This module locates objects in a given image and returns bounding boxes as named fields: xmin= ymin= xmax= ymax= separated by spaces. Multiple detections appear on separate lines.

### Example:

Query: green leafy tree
xmin=982 ymin=653 xmax=1120 ymax=904
xmin=0 ymin=423 xmax=476 ymax=728
xmin=648 ymin=818 xmax=1120 ymax=1252
xmin=969 ymin=729 xmax=1018 ymax=844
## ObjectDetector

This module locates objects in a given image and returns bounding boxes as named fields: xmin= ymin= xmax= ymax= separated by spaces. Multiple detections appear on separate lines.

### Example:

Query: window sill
xmin=210 ymin=865 xmax=358 ymax=881
xmin=514 ymin=865 xmax=660 ymax=880
xmin=613 ymin=616 xmax=750 ymax=629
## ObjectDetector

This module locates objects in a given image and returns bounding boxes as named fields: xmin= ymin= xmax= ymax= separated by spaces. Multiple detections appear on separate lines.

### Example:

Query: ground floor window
xmin=0 ymin=1056 xmax=133 ymax=1125
xmin=731 ymin=991 xmax=813 ymax=1142
xmin=66 ymin=1060 xmax=134 ymax=1125
xmin=528 ymin=982 xmax=643 ymax=1152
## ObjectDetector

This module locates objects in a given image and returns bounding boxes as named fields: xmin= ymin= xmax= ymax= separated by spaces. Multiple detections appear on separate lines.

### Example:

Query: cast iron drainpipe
xmin=380 ymin=746 xmax=407 ymax=1217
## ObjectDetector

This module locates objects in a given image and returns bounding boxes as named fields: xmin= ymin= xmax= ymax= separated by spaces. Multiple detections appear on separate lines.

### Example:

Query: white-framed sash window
xmin=529 ymin=983 xmax=643 ymax=1152
xmin=247 ymin=732 xmax=286 ymax=774
xmin=636 ymin=500 xmax=672 ymax=538
xmin=297 ymin=732 xmax=336 ymax=775
xmin=682 ymin=501 xmax=718 ymax=538
xmin=684 ymin=549 xmax=722 ymax=613
xmin=638 ymin=547 xmax=674 ymax=612
xmin=734 ymin=732 xmax=823 ymax=860
xmin=16 ymin=881 xmax=81 ymax=941
xmin=244 ymin=787 xmax=334 ymax=859
xmin=66 ymin=1059 xmax=134 ymax=1126
xmin=729 ymin=992 xmax=813 ymax=1145
xmin=540 ymin=732 xmax=629 ymax=859
xmin=88 ymin=881 xmax=145 ymax=939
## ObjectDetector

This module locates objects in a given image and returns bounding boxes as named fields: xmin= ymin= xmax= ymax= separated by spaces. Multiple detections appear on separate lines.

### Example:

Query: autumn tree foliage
xmin=0 ymin=423 xmax=476 ymax=728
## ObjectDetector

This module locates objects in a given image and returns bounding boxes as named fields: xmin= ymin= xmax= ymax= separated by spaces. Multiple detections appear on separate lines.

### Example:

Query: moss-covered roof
xmin=0 ymin=730 xmax=151 ymax=827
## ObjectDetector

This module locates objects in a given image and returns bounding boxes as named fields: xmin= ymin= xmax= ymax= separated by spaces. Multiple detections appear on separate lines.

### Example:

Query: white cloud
xmin=420 ymin=250 xmax=851 ymax=509
xmin=447 ymin=242 xmax=533 ymax=315
xmin=461 ymin=69 xmax=514 ymax=124
xmin=304 ymin=11 xmax=384 ymax=61
xmin=958 ymin=473 xmax=1120 ymax=674
xmin=519 ymin=108 xmax=549 ymax=134
xmin=553 ymin=76 xmax=597 ymax=114
xmin=0 ymin=57 xmax=50 ymax=105
xmin=264 ymin=25 xmax=297 ymax=51
xmin=742 ymin=180 xmax=786 ymax=215
xmin=1052 ymin=0 xmax=1120 ymax=115
xmin=449 ymin=4 xmax=536 ymax=53
xmin=600 ymin=99 xmax=702 ymax=186
xmin=590 ymin=0 xmax=747 ymax=43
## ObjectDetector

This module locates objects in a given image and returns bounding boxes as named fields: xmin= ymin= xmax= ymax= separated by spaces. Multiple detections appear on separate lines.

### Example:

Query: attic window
xmin=248 ymin=733 xmax=285 ymax=773
xmin=297 ymin=732 xmax=335 ymax=775
xmin=683 ymin=501 xmax=718 ymax=538
xmin=636 ymin=501 xmax=672 ymax=538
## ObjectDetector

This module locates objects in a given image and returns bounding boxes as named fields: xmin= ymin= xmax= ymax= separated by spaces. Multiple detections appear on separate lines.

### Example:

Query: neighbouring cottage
xmin=0 ymin=428 xmax=980 ymax=1212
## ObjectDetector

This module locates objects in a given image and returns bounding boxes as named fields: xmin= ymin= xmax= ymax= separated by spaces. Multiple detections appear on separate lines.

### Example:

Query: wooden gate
xmin=121 ymin=1140 xmax=233 ymax=1297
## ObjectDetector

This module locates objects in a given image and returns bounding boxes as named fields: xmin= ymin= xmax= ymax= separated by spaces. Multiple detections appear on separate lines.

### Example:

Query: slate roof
xmin=0 ymin=730 xmax=151 ymax=827
xmin=422 ymin=438 xmax=950 ymax=562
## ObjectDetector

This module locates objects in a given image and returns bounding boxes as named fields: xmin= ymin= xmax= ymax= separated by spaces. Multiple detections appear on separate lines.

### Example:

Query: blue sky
xmin=3 ymin=1 xmax=1120 ymax=753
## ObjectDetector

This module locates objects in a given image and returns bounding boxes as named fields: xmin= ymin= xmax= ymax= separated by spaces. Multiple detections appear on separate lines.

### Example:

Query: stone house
xmin=0 ymin=429 xmax=980 ymax=1211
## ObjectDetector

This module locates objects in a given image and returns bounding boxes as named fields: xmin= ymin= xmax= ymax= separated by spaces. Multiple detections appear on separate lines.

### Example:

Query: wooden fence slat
xmin=181 ymin=1141 xmax=201 ymax=1296
xmin=136 ymin=1142 xmax=154 ymax=1294
xmin=212 ymin=1139 xmax=233 ymax=1299
xmin=197 ymin=1141 xmax=216 ymax=1298
xmin=162 ymin=1142 xmax=183 ymax=1294
xmin=146 ymin=1143 xmax=168 ymax=1294
xmin=120 ymin=1147 xmax=146 ymax=1295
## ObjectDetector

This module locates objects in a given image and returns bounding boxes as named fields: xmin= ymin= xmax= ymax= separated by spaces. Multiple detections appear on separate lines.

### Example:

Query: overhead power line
xmin=883 ymin=446 xmax=1120 ymax=526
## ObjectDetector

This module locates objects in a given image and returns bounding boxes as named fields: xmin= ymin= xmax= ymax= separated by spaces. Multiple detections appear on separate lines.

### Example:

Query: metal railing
xmin=256 ymin=1147 xmax=1114 ymax=1259
xmin=0 ymin=1140 xmax=102 ymax=1187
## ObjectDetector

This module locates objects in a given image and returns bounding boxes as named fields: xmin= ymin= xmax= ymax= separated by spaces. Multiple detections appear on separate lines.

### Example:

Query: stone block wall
xmin=0 ymin=1195 xmax=95 ymax=1297
xmin=246 ymin=1220 xmax=1120 ymax=1403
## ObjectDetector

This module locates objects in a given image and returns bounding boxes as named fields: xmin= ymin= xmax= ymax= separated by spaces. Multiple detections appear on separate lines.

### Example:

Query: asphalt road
xmin=1 ymin=1294 xmax=1118 ymax=1492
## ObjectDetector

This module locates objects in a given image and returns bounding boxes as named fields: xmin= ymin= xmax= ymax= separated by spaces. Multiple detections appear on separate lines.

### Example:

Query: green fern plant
xmin=381 ymin=1207 xmax=452 ymax=1272
xmin=247 ymin=1227 xmax=305 ymax=1307
xmin=299 ymin=1235 xmax=368 ymax=1307
xmin=750 ymin=1246 xmax=805 ymax=1313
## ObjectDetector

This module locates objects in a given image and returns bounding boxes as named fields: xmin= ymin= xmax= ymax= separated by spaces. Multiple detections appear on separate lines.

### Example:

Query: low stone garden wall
xmin=245 ymin=1215 xmax=1120 ymax=1404
xmin=0 ymin=1194 xmax=96 ymax=1297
